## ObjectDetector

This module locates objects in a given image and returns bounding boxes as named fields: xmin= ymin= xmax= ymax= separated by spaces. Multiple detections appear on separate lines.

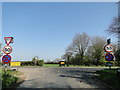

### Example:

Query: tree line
xmin=62 ymin=16 xmax=120 ymax=66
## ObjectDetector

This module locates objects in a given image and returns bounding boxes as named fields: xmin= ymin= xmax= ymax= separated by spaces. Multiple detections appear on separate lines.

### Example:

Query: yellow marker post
xmin=10 ymin=62 xmax=21 ymax=66
xmin=60 ymin=62 xmax=65 ymax=64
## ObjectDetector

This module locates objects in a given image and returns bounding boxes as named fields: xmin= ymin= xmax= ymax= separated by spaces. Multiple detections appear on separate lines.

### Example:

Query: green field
xmin=43 ymin=64 xmax=59 ymax=67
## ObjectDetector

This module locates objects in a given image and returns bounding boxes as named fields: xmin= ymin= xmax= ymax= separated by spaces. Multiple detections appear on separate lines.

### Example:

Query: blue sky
xmin=2 ymin=2 xmax=117 ymax=61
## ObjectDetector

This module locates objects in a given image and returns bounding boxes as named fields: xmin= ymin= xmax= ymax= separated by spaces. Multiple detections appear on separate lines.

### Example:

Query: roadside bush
xmin=112 ymin=61 xmax=120 ymax=66
xmin=37 ymin=60 xmax=44 ymax=66
xmin=21 ymin=60 xmax=44 ymax=66
xmin=79 ymin=59 xmax=92 ymax=66
xmin=21 ymin=61 xmax=34 ymax=66
xmin=2 ymin=73 xmax=18 ymax=88
xmin=114 ymin=49 xmax=120 ymax=61
xmin=44 ymin=62 xmax=58 ymax=64
xmin=97 ymin=59 xmax=106 ymax=66
xmin=96 ymin=69 xmax=120 ymax=88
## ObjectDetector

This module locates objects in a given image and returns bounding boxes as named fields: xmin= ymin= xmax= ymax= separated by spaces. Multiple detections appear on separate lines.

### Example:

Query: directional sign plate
xmin=104 ymin=44 xmax=114 ymax=52
xmin=105 ymin=53 xmax=114 ymax=61
xmin=2 ymin=55 xmax=11 ymax=64
xmin=3 ymin=46 xmax=12 ymax=54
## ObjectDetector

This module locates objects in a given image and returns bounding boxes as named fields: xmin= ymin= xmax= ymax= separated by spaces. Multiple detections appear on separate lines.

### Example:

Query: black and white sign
xmin=3 ymin=45 xmax=12 ymax=54
xmin=104 ymin=44 xmax=114 ymax=52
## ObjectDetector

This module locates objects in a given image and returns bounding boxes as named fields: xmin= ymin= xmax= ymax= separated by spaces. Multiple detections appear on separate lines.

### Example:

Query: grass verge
xmin=95 ymin=68 xmax=120 ymax=88
xmin=43 ymin=64 xmax=59 ymax=67
xmin=2 ymin=68 xmax=24 ymax=88
xmin=43 ymin=64 xmax=119 ymax=68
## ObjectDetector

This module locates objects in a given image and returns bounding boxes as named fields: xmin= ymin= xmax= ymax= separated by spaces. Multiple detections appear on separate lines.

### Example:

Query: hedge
xmin=21 ymin=60 xmax=44 ymax=66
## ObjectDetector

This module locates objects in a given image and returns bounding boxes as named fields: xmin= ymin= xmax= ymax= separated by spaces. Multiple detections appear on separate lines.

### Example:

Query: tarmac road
xmin=12 ymin=67 xmax=110 ymax=89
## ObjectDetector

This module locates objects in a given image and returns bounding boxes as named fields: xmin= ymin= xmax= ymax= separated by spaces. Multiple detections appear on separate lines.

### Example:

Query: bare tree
xmin=71 ymin=32 xmax=90 ymax=58
xmin=107 ymin=16 xmax=120 ymax=38
xmin=53 ymin=58 xmax=61 ymax=63
xmin=62 ymin=49 xmax=73 ymax=66
xmin=91 ymin=36 xmax=106 ymax=48
xmin=107 ymin=16 xmax=120 ymax=49
xmin=106 ymin=15 xmax=120 ymax=61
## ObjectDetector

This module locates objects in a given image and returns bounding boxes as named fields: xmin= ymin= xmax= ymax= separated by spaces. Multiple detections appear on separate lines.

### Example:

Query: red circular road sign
xmin=2 ymin=55 xmax=12 ymax=64
xmin=3 ymin=45 xmax=12 ymax=54
xmin=105 ymin=53 xmax=114 ymax=61
xmin=104 ymin=44 xmax=114 ymax=52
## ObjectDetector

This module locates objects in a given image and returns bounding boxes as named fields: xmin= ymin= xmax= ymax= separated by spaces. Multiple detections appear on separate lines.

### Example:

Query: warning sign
xmin=10 ymin=62 xmax=21 ymax=66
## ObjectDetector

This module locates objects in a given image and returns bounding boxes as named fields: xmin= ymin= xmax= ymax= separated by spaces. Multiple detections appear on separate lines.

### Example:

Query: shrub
xmin=114 ymin=49 xmax=120 ymax=61
xmin=37 ymin=60 xmax=44 ymax=66
xmin=112 ymin=61 xmax=120 ymax=66
xmin=21 ymin=61 xmax=34 ymax=66
xmin=44 ymin=62 xmax=59 ymax=64
xmin=2 ymin=73 xmax=18 ymax=88
xmin=98 ymin=59 xmax=106 ymax=66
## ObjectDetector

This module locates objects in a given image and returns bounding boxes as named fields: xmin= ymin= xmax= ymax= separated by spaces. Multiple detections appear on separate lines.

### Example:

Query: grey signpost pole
xmin=35 ymin=59 xmax=36 ymax=66
xmin=4 ymin=64 xmax=7 ymax=73
xmin=2 ymin=37 xmax=13 ymax=72
xmin=35 ymin=56 xmax=38 ymax=66
xmin=104 ymin=38 xmax=114 ymax=69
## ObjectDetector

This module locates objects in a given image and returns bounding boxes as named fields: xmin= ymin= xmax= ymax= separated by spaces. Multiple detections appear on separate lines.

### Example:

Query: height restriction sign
xmin=3 ymin=46 xmax=12 ymax=54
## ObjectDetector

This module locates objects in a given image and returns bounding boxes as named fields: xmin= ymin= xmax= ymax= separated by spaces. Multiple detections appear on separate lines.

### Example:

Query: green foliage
xmin=21 ymin=61 xmax=34 ymax=66
xmin=67 ymin=54 xmax=107 ymax=66
xmin=96 ymin=69 xmax=120 ymax=88
xmin=114 ymin=49 xmax=120 ymax=61
xmin=44 ymin=62 xmax=59 ymax=64
xmin=110 ymin=61 xmax=120 ymax=66
xmin=36 ymin=60 xmax=44 ymax=66
xmin=21 ymin=60 xmax=44 ymax=66
xmin=2 ymin=72 xmax=18 ymax=88
xmin=73 ymin=54 xmax=83 ymax=65
xmin=97 ymin=58 xmax=106 ymax=66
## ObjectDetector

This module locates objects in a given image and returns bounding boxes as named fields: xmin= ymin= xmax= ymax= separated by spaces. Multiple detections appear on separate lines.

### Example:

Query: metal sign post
xmin=104 ymin=38 xmax=114 ymax=69
xmin=4 ymin=64 xmax=8 ymax=73
xmin=2 ymin=37 xmax=13 ymax=72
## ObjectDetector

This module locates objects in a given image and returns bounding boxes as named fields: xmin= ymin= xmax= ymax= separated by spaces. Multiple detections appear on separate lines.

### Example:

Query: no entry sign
xmin=105 ymin=53 xmax=114 ymax=61
xmin=3 ymin=46 xmax=12 ymax=54
xmin=2 ymin=55 xmax=11 ymax=64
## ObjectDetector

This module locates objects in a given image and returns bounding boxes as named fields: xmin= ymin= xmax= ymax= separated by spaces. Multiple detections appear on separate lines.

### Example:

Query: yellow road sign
xmin=10 ymin=62 xmax=21 ymax=66
xmin=60 ymin=62 xmax=65 ymax=64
